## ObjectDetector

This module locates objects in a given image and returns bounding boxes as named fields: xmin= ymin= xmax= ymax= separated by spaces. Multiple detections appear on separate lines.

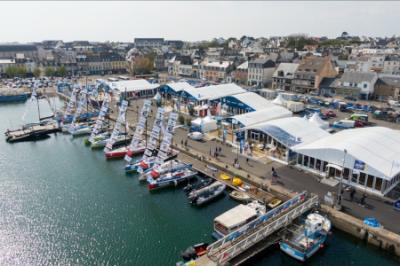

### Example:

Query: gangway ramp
xmin=196 ymin=193 xmax=319 ymax=265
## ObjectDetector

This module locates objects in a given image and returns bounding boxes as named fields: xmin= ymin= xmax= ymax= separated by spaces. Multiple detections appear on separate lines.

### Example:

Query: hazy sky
xmin=1 ymin=1 xmax=400 ymax=43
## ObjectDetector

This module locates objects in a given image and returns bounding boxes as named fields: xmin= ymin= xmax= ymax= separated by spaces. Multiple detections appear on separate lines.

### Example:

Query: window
xmin=304 ymin=156 xmax=309 ymax=166
xmin=359 ymin=172 xmax=366 ymax=186
xmin=343 ymin=168 xmax=350 ymax=180
xmin=363 ymin=84 xmax=367 ymax=89
xmin=351 ymin=172 xmax=358 ymax=183
xmin=310 ymin=157 xmax=315 ymax=168
xmin=375 ymin=178 xmax=382 ymax=191
xmin=316 ymin=159 xmax=321 ymax=171
xmin=366 ymin=175 xmax=374 ymax=188
xmin=297 ymin=155 xmax=303 ymax=165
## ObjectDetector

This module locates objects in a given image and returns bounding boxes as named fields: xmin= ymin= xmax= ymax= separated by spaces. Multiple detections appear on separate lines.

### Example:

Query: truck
xmin=286 ymin=101 xmax=305 ymax=113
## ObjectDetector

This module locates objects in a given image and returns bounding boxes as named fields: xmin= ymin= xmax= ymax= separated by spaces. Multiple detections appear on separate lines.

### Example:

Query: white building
xmin=293 ymin=127 xmax=400 ymax=197
xmin=107 ymin=79 xmax=159 ymax=99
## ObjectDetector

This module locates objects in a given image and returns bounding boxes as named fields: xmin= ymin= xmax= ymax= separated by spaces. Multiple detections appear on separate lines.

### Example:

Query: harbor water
xmin=0 ymin=99 xmax=399 ymax=266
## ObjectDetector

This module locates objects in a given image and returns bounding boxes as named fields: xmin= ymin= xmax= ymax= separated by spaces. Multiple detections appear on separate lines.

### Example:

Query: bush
xmin=178 ymin=114 xmax=185 ymax=125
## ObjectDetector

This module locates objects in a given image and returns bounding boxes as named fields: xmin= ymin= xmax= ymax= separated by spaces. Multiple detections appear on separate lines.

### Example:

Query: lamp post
xmin=335 ymin=149 xmax=348 ymax=210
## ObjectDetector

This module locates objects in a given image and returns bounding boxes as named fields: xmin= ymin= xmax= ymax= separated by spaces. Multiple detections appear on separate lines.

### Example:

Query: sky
xmin=1 ymin=1 xmax=400 ymax=43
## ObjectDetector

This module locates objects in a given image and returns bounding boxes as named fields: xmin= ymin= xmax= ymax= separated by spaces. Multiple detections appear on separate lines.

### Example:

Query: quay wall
xmin=321 ymin=204 xmax=400 ymax=256
xmin=56 ymin=93 xmax=400 ymax=258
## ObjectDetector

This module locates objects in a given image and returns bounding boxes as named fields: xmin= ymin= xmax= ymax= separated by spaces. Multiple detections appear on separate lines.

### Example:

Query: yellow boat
xmin=219 ymin=173 xmax=231 ymax=180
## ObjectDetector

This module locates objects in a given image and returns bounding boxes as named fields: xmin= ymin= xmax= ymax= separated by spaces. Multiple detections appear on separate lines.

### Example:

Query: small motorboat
xmin=105 ymin=146 xmax=128 ymax=159
xmin=229 ymin=190 xmax=251 ymax=203
xmin=178 ymin=243 xmax=208 ymax=265
xmin=267 ymin=198 xmax=282 ymax=209
xmin=183 ymin=178 xmax=213 ymax=195
xmin=189 ymin=181 xmax=226 ymax=206
xmin=279 ymin=212 xmax=331 ymax=262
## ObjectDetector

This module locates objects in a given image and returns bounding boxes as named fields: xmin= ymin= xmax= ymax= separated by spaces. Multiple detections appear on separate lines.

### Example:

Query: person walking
xmin=350 ymin=187 xmax=356 ymax=202
xmin=246 ymin=157 xmax=249 ymax=164
xmin=360 ymin=193 xmax=367 ymax=207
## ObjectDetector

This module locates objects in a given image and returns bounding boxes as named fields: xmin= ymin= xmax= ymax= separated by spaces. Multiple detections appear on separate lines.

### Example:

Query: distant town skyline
xmin=0 ymin=1 xmax=399 ymax=43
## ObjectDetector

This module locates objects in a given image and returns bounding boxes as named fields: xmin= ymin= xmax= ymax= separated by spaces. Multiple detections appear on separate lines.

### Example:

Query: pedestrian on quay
xmin=181 ymin=140 xmax=184 ymax=146
xmin=246 ymin=157 xmax=249 ymax=164
xmin=350 ymin=187 xmax=356 ymax=202
xmin=184 ymin=139 xmax=188 ymax=147
xmin=360 ymin=193 xmax=367 ymax=207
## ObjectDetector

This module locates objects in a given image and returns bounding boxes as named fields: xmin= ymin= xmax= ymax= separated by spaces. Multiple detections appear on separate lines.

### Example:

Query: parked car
xmin=324 ymin=110 xmax=337 ymax=118
xmin=345 ymin=96 xmax=357 ymax=101
xmin=187 ymin=131 xmax=204 ymax=141
xmin=332 ymin=120 xmax=355 ymax=129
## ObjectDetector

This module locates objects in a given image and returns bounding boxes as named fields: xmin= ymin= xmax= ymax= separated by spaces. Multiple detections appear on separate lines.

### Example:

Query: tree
xmin=5 ymin=66 xmax=27 ymax=78
xmin=5 ymin=66 xmax=17 ymax=77
xmin=33 ymin=68 xmax=41 ymax=78
xmin=57 ymin=66 xmax=67 ymax=77
xmin=178 ymin=114 xmax=185 ymax=125
xmin=45 ymin=67 xmax=55 ymax=77
xmin=128 ymin=55 xmax=154 ymax=76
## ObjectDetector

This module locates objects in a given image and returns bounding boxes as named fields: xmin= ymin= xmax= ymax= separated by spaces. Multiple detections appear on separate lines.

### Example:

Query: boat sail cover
xmin=104 ymin=100 xmax=129 ymax=152
xmin=69 ymin=88 xmax=88 ymax=133
xmin=154 ymin=112 xmax=178 ymax=165
xmin=88 ymin=92 xmax=110 ymax=143
xmin=62 ymin=86 xmax=79 ymax=125
xmin=141 ymin=107 xmax=165 ymax=161
xmin=124 ymin=100 xmax=152 ymax=162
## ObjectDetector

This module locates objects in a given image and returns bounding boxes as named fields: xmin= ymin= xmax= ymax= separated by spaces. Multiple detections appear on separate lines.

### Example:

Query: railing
xmin=207 ymin=192 xmax=308 ymax=255
xmin=208 ymin=195 xmax=319 ymax=265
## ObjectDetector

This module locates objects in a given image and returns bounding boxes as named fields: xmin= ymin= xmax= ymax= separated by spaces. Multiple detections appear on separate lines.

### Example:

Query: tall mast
xmin=124 ymin=87 xmax=127 ymax=145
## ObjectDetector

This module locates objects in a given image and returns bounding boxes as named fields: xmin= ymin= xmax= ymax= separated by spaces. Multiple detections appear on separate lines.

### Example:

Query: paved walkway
xmin=85 ymin=95 xmax=400 ymax=233
xmin=172 ymin=127 xmax=400 ymax=233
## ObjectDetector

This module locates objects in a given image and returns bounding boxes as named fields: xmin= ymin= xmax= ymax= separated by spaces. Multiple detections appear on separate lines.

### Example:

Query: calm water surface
xmin=0 ymin=99 xmax=399 ymax=266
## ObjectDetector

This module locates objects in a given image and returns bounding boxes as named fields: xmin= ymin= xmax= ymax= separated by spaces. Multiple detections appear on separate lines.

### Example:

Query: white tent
xmin=308 ymin=112 xmax=329 ymax=130
xmin=191 ymin=116 xmax=218 ymax=133
xmin=272 ymin=94 xmax=286 ymax=106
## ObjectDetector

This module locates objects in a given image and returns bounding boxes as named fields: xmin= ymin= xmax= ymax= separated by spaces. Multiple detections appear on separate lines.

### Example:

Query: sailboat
xmin=125 ymin=107 xmax=165 ymax=173
xmin=104 ymin=97 xmax=130 ymax=159
xmin=124 ymin=100 xmax=152 ymax=160
xmin=85 ymin=91 xmax=111 ymax=146
xmin=5 ymin=84 xmax=60 ymax=143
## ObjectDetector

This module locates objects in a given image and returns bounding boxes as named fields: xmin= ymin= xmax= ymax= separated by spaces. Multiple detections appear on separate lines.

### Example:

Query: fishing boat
xmin=147 ymin=164 xmax=197 ymax=191
xmin=183 ymin=178 xmax=213 ymax=195
xmin=189 ymin=181 xmax=226 ymax=206
xmin=279 ymin=212 xmax=331 ymax=262
xmin=229 ymin=190 xmax=251 ymax=203
xmin=212 ymin=201 xmax=266 ymax=239
xmin=139 ymin=160 xmax=187 ymax=181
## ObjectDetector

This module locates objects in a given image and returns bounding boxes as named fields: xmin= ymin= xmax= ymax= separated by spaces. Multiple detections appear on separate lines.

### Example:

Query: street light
xmin=336 ymin=149 xmax=348 ymax=210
